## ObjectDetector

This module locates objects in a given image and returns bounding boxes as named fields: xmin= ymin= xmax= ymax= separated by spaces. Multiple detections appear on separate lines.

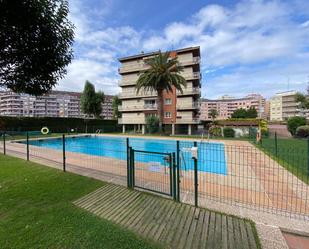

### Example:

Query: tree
xmin=0 ymin=0 xmax=74 ymax=95
xmin=231 ymin=108 xmax=248 ymax=118
xmin=112 ymin=96 xmax=121 ymax=119
xmin=295 ymin=92 xmax=309 ymax=109
xmin=209 ymin=109 xmax=218 ymax=121
xmin=80 ymin=81 xmax=104 ymax=118
xmin=231 ymin=107 xmax=257 ymax=119
xmin=247 ymin=107 xmax=258 ymax=118
xmin=287 ymin=116 xmax=306 ymax=136
xmin=136 ymin=52 xmax=186 ymax=131
xmin=146 ymin=115 xmax=160 ymax=134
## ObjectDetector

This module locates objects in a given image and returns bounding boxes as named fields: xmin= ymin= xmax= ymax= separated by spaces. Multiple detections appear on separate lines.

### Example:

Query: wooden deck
xmin=74 ymin=184 xmax=260 ymax=249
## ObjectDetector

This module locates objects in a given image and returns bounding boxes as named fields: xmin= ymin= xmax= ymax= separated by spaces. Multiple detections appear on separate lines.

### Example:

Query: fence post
xmin=130 ymin=147 xmax=135 ymax=188
xmin=126 ymin=138 xmax=130 ymax=188
xmin=3 ymin=132 xmax=6 ymax=155
xmin=62 ymin=134 xmax=66 ymax=172
xmin=275 ymin=132 xmax=278 ymax=157
xmin=26 ymin=132 xmax=29 ymax=161
xmin=307 ymin=138 xmax=309 ymax=177
xmin=193 ymin=141 xmax=198 ymax=207
xmin=176 ymin=141 xmax=180 ymax=202
xmin=172 ymin=152 xmax=176 ymax=201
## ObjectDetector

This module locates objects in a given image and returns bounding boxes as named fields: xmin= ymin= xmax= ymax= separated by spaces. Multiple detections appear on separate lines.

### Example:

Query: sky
xmin=57 ymin=0 xmax=309 ymax=99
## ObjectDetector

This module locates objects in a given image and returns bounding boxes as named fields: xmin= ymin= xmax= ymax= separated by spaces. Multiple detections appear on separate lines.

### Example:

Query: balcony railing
xmin=181 ymin=72 xmax=201 ymax=80
xmin=119 ymin=63 xmax=149 ymax=74
xmin=176 ymin=117 xmax=200 ymax=124
xmin=119 ymin=104 xmax=157 ymax=112
xmin=119 ymin=80 xmax=137 ymax=87
xmin=179 ymin=56 xmax=200 ymax=66
xmin=177 ymin=87 xmax=200 ymax=95
xmin=176 ymin=102 xmax=199 ymax=109
xmin=119 ymin=92 xmax=157 ymax=99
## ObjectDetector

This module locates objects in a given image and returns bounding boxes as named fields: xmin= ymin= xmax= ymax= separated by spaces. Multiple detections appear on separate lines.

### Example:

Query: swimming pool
xmin=26 ymin=136 xmax=227 ymax=175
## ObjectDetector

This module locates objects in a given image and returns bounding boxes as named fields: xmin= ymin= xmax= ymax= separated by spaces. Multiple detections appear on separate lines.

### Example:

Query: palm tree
xmin=209 ymin=109 xmax=218 ymax=122
xmin=136 ymin=52 xmax=187 ymax=130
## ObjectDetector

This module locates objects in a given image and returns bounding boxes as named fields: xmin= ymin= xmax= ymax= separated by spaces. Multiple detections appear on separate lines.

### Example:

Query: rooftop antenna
xmin=287 ymin=76 xmax=290 ymax=91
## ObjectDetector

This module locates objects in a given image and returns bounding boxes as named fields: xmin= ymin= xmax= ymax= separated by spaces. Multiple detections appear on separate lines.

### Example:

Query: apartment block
xmin=118 ymin=46 xmax=201 ymax=135
xmin=270 ymin=91 xmax=305 ymax=121
xmin=100 ymin=95 xmax=114 ymax=120
xmin=200 ymin=94 xmax=266 ymax=120
xmin=0 ymin=90 xmax=115 ymax=119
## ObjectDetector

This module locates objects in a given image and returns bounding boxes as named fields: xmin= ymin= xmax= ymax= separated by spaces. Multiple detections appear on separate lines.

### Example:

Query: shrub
xmin=146 ymin=115 xmax=159 ymax=134
xmin=209 ymin=126 xmax=222 ymax=137
xmin=249 ymin=127 xmax=257 ymax=138
xmin=261 ymin=129 xmax=269 ymax=138
xmin=296 ymin=125 xmax=309 ymax=138
xmin=287 ymin=116 xmax=306 ymax=136
xmin=223 ymin=127 xmax=235 ymax=137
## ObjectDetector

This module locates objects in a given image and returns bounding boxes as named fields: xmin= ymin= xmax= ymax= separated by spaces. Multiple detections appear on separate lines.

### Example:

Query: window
xmin=165 ymin=112 xmax=172 ymax=118
xmin=165 ymin=98 xmax=172 ymax=105
xmin=145 ymin=100 xmax=156 ymax=105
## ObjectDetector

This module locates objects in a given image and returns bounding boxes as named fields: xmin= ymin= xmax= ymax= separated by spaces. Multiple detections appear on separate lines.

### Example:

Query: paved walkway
xmin=73 ymin=184 xmax=260 ymax=249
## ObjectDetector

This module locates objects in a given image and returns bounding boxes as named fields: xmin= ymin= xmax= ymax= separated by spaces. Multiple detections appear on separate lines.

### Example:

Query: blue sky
xmin=58 ymin=0 xmax=309 ymax=99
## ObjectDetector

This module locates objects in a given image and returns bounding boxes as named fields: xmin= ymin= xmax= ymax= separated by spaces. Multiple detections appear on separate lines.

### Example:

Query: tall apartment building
xmin=100 ymin=95 xmax=114 ymax=120
xmin=270 ymin=91 xmax=305 ymax=121
xmin=118 ymin=46 xmax=201 ymax=135
xmin=200 ymin=94 xmax=266 ymax=120
xmin=0 ymin=91 xmax=115 ymax=119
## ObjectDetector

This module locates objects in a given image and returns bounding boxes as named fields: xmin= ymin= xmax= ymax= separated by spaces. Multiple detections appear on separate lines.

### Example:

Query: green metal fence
xmin=0 ymin=132 xmax=308 ymax=220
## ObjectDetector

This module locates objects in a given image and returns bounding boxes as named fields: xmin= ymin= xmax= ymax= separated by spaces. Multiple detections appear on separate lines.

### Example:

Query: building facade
xmin=0 ymin=91 xmax=114 ymax=119
xmin=118 ymin=46 xmax=201 ymax=135
xmin=200 ymin=94 xmax=266 ymax=120
xmin=270 ymin=91 xmax=305 ymax=121
xmin=100 ymin=95 xmax=114 ymax=120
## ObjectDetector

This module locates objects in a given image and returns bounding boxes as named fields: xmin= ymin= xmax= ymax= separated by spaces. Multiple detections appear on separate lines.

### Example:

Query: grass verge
xmin=0 ymin=154 xmax=161 ymax=249
xmin=253 ymin=137 xmax=308 ymax=184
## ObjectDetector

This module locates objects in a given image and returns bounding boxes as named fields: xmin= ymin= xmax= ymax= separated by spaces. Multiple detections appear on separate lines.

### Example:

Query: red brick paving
xmin=283 ymin=232 xmax=309 ymax=249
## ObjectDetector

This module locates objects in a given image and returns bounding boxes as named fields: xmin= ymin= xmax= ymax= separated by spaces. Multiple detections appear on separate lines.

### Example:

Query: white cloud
xmin=58 ymin=59 xmax=119 ymax=93
xmin=59 ymin=0 xmax=309 ymax=98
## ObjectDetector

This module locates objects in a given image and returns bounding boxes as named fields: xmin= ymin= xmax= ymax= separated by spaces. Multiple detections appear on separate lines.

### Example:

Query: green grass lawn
xmin=254 ymin=137 xmax=309 ymax=184
xmin=0 ymin=154 xmax=161 ymax=249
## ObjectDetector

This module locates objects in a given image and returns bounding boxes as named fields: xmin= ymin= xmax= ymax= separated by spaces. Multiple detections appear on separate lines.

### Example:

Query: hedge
xmin=0 ymin=116 xmax=119 ymax=133
xmin=223 ymin=127 xmax=235 ymax=137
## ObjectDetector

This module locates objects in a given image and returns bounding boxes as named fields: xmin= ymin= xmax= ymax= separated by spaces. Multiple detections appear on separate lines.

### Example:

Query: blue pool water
xmin=27 ymin=136 xmax=227 ymax=175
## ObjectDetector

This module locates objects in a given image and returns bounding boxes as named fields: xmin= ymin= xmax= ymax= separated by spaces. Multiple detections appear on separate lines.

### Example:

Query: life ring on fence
xmin=41 ymin=127 xmax=49 ymax=135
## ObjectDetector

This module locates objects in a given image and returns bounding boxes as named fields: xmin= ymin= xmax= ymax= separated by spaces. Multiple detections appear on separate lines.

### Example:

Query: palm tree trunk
xmin=157 ymin=90 xmax=164 ymax=132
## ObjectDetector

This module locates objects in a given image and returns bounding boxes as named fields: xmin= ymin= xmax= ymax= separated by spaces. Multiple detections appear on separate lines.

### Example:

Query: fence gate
xmin=128 ymin=148 xmax=178 ymax=198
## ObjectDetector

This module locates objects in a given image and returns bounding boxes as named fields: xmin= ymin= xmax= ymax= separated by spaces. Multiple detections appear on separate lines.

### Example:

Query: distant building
xmin=270 ymin=91 xmax=305 ymax=121
xmin=200 ymin=94 xmax=266 ymax=120
xmin=264 ymin=101 xmax=271 ymax=120
xmin=100 ymin=95 xmax=114 ymax=120
xmin=0 ymin=90 xmax=114 ymax=119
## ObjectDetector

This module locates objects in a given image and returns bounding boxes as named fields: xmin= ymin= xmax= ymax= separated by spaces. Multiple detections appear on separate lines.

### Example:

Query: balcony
xmin=179 ymin=57 xmax=200 ymax=66
xmin=118 ymin=63 xmax=149 ymax=74
xmin=118 ymin=116 xmax=146 ymax=124
xmin=118 ymin=79 xmax=138 ymax=87
xmin=176 ymin=117 xmax=200 ymax=124
xmin=118 ymin=104 xmax=157 ymax=112
xmin=177 ymin=87 xmax=200 ymax=96
xmin=181 ymin=72 xmax=201 ymax=81
xmin=119 ymin=91 xmax=157 ymax=99
xmin=176 ymin=102 xmax=199 ymax=110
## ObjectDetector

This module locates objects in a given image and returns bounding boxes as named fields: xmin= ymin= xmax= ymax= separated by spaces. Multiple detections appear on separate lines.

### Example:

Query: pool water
xmin=27 ymin=136 xmax=227 ymax=175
